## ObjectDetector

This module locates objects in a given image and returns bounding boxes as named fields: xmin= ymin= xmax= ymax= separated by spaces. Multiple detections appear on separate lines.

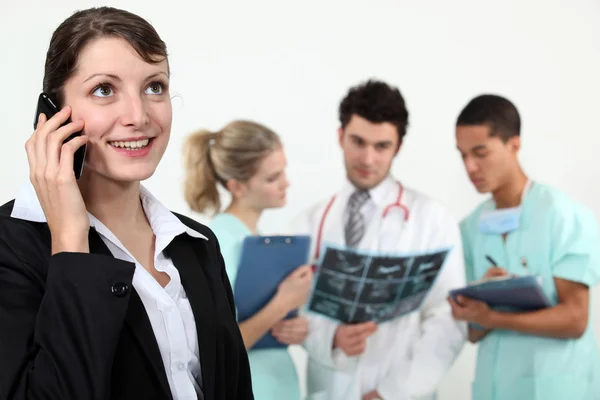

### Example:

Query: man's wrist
xmin=483 ymin=309 xmax=502 ymax=329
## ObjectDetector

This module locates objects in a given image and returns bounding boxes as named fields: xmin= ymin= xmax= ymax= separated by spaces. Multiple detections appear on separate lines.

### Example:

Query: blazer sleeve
xmin=0 ymin=235 xmax=135 ymax=400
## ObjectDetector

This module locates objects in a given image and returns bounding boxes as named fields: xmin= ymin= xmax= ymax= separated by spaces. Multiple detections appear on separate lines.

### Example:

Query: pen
xmin=485 ymin=255 xmax=498 ymax=266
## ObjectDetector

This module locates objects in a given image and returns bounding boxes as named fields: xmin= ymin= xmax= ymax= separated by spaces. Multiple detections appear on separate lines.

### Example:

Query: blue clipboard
xmin=233 ymin=235 xmax=311 ymax=350
xmin=449 ymin=275 xmax=552 ymax=311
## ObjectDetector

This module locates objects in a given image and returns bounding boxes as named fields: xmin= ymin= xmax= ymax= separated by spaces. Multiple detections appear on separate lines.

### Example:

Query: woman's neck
xmin=493 ymin=168 xmax=529 ymax=209
xmin=225 ymin=201 xmax=262 ymax=235
xmin=78 ymin=173 xmax=148 ymax=235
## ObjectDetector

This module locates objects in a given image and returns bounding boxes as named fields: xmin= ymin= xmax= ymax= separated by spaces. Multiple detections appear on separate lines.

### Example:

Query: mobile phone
xmin=34 ymin=93 xmax=86 ymax=179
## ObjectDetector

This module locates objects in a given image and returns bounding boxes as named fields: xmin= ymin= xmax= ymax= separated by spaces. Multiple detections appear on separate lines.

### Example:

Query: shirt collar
xmin=342 ymin=175 xmax=397 ymax=207
xmin=10 ymin=181 xmax=207 ymax=241
xmin=368 ymin=175 xmax=397 ymax=207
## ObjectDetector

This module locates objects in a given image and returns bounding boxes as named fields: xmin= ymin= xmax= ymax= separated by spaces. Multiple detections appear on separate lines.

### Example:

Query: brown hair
xmin=183 ymin=120 xmax=282 ymax=215
xmin=43 ymin=6 xmax=168 ymax=105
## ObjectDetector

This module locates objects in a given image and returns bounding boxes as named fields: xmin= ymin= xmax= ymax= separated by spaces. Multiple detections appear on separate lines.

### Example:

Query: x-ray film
xmin=307 ymin=244 xmax=451 ymax=324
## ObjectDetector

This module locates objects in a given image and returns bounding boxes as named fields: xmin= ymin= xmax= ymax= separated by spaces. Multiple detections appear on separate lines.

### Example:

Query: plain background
xmin=1 ymin=1 xmax=599 ymax=398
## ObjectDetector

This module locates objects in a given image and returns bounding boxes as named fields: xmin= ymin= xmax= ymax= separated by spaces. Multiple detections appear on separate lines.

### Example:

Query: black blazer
xmin=0 ymin=200 xmax=253 ymax=400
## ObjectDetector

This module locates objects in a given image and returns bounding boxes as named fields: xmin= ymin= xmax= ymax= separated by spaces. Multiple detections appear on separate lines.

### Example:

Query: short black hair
xmin=456 ymin=94 xmax=521 ymax=141
xmin=339 ymin=79 xmax=409 ymax=141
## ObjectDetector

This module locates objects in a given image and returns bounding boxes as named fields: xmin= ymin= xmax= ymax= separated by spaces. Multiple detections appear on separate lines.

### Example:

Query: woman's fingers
xmin=29 ymin=106 xmax=78 ymax=182
xmin=272 ymin=323 xmax=308 ymax=344
xmin=272 ymin=317 xmax=309 ymax=343
xmin=23 ymin=106 xmax=90 ymax=253
xmin=292 ymin=264 xmax=314 ymax=279
xmin=38 ymin=106 xmax=72 ymax=134
xmin=25 ymin=114 xmax=47 ymax=179
xmin=273 ymin=319 xmax=306 ymax=335
xmin=58 ymin=135 xmax=88 ymax=180
xmin=35 ymin=107 xmax=71 ymax=157
xmin=46 ymin=121 xmax=85 ymax=174
xmin=272 ymin=319 xmax=295 ymax=335
xmin=33 ymin=117 xmax=51 ymax=180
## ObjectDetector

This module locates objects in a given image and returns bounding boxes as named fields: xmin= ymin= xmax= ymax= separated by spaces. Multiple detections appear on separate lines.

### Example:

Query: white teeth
xmin=110 ymin=139 xmax=150 ymax=149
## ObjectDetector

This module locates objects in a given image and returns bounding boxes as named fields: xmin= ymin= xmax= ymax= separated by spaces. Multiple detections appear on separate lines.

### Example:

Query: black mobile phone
xmin=34 ymin=93 xmax=87 ymax=179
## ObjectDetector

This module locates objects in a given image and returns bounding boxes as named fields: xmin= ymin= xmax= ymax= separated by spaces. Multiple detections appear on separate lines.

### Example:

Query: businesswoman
xmin=0 ymin=7 xmax=252 ymax=400
xmin=183 ymin=121 xmax=313 ymax=400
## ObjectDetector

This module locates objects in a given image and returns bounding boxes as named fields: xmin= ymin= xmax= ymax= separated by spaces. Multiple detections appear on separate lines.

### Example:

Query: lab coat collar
xmin=10 ymin=181 xmax=207 ymax=241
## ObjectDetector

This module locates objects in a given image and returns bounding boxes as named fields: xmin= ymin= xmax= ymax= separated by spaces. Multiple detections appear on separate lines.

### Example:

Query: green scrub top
xmin=461 ymin=182 xmax=600 ymax=400
xmin=210 ymin=213 xmax=301 ymax=400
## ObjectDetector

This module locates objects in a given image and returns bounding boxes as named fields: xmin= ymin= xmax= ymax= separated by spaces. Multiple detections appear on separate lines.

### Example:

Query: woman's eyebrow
xmin=83 ymin=73 xmax=121 ymax=83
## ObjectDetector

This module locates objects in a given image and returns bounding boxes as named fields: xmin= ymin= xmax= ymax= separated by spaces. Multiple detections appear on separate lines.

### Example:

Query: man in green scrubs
xmin=449 ymin=94 xmax=600 ymax=399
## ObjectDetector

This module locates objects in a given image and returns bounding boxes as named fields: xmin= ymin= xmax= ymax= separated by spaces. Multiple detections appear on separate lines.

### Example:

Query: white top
xmin=11 ymin=182 xmax=207 ymax=400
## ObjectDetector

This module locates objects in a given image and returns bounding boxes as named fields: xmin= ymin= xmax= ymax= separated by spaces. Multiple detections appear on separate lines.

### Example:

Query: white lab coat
xmin=292 ymin=177 xmax=467 ymax=400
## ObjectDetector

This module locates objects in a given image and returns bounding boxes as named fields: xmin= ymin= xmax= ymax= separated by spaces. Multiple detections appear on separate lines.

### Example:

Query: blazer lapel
xmin=88 ymin=228 xmax=173 ymax=400
xmin=166 ymin=235 xmax=216 ymax=400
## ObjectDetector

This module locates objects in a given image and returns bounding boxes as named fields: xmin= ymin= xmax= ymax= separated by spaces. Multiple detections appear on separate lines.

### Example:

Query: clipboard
xmin=449 ymin=275 xmax=552 ymax=311
xmin=233 ymin=235 xmax=311 ymax=350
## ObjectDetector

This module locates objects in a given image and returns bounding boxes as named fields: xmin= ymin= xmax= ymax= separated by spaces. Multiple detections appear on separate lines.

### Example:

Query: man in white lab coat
xmin=288 ymin=80 xmax=467 ymax=400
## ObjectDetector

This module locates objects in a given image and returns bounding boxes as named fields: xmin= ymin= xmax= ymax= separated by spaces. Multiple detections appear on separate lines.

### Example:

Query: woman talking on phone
xmin=0 ymin=7 xmax=252 ymax=400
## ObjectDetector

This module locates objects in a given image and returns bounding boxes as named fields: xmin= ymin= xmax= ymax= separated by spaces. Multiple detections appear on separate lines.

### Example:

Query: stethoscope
xmin=313 ymin=180 xmax=410 ymax=261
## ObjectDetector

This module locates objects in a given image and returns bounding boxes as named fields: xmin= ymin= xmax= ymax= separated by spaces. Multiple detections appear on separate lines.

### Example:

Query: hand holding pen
xmin=483 ymin=255 xmax=509 ymax=280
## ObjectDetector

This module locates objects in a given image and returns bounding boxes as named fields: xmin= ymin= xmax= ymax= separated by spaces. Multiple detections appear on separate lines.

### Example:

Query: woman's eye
xmin=145 ymin=82 xmax=163 ymax=95
xmin=92 ymin=85 xmax=113 ymax=97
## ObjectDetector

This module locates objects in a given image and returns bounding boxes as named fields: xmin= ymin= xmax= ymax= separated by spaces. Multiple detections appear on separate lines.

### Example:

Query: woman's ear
xmin=226 ymin=179 xmax=246 ymax=199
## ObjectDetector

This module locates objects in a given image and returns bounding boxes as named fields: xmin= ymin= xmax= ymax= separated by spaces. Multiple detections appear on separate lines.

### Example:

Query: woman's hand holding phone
xmin=26 ymin=106 xmax=90 ymax=254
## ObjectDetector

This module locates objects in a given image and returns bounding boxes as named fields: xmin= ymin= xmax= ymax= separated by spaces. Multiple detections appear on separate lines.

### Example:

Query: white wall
xmin=1 ymin=0 xmax=599 ymax=398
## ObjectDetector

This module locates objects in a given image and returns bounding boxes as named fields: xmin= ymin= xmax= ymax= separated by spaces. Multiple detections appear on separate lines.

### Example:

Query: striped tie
xmin=345 ymin=190 xmax=370 ymax=248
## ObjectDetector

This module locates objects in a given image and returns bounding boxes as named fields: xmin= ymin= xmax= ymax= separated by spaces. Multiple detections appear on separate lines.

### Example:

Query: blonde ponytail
xmin=183 ymin=130 xmax=222 ymax=214
xmin=183 ymin=120 xmax=282 ymax=215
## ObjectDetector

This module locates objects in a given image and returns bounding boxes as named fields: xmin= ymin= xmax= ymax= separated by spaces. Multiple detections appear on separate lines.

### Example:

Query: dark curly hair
xmin=339 ymin=79 xmax=409 ymax=141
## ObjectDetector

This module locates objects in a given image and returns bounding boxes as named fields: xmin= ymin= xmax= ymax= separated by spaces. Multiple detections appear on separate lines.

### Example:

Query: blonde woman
xmin=183 ymin=120 xmax=312 ymax=400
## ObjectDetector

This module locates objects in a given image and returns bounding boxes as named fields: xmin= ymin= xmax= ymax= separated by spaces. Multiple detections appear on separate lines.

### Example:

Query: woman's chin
xmin=81 ymin=165 xmax=158 ymax=185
